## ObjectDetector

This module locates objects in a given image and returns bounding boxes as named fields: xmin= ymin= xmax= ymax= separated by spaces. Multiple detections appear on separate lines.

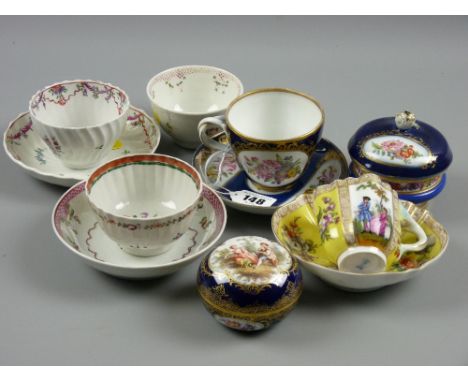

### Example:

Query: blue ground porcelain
xmin=193 ymin=137 xmax=348 ymax=215
xmin=197 ymin=236 xmax=302 ymax=331
xmin=348 ymin=111 xmax=452 ymax=202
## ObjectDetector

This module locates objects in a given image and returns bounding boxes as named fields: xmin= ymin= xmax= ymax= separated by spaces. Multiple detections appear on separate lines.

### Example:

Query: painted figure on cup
xmin=357 ymin=196 xmax=372 ymax=233
xmin=370 ymin=207 xmax=389 ymax=237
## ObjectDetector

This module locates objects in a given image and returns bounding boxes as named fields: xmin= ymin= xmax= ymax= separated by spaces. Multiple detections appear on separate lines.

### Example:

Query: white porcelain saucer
xmin=192 ymin=137 xmax=349 ymax=215
xmin=52 ymin=182 xmax=227 ymax=279
xmin=4 ymin=106 xmax=161 ymax=187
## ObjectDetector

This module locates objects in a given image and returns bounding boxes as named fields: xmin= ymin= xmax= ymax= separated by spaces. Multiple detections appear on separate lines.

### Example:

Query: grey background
xmin=0 ymin=16 xmax=467 ymax=365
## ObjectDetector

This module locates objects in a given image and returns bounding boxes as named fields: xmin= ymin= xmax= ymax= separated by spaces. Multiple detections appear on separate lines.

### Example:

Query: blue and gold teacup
xmin=198 ymin=88 xmax=324 ymax=193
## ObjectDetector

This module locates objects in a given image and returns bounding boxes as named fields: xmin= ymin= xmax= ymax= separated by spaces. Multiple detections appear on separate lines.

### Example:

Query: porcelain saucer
xmin=52 ymin=182 xmax=227 ymax=279
xmin=4 ymin=106 xmax=161 ymax=187
xmin=192 ymin=137 xmax=348 ymax=215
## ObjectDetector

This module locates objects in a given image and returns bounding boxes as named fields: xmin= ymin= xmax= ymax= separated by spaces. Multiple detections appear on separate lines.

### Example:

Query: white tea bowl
xmin=146 ymin=65 xmax=243 ymax=148
xmin=86 ymin=154 xmax=203 ymax=256
xmin=29 ymin=80 xmax=130 ymax=169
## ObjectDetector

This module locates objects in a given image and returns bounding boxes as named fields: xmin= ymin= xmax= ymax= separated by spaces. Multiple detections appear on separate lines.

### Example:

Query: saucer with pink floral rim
xmin=3 ymin=106 xmax=161 ymax=187
xmin=52 ymin=181 xmax=227 ymax=279
xmin=192 ymin=136 xmax=348 ymax=215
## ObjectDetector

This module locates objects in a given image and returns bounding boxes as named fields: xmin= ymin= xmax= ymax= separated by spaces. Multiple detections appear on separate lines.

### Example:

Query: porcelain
xmin=4 ymin=106 xmax=161 ymax=187
xmin=198 ymin=88 xmax=325 ymax=193
xmin=193 ymin=133 xmax=348 ymax=215
xmin=273 ymin=200 xmax=448 ymax=292
xmin=272 ymin=174 xmax=429 ymax=274
xmin=146 ymin=65 xmax=243 ymax=149
xmin=349 ymin=163 xmax=447 ymax=208
xmin=52 ymin=181 xmax=226 ymax=279
xmin=348 ymin=111 xmax=452 ymax=203
xmin=29 ymin=80 xmax=131 ymax=169
xmin=86 ymin=154 xmax=203 ymax=257
xmin=197 ymin=236 xmax=302 ymax=331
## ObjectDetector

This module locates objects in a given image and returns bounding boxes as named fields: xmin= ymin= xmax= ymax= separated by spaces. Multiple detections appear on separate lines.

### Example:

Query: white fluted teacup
xmin=86 ymin=154 xmax=203 ymax=257
xmin=29 ymin=80 xmax=130 ymax=169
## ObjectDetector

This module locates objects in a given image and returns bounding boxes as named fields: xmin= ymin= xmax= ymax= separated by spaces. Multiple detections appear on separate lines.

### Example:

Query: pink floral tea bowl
xmin=86 ymin=154 xmax=203 ymax=257
xmin=29 ymin=80 xmax=130 ymax=169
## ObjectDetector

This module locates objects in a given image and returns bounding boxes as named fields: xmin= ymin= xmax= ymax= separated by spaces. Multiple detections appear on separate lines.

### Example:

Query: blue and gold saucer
xmin=192 ymin=137 xmax=349 ymax=215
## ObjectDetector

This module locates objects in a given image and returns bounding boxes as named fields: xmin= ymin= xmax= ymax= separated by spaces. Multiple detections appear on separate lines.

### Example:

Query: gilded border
xmin=225 ymin=88 xmax=325 ymax=144
xmin=351 ymin=160 xmax=442 ymax=194
xmin=356 ymin=130 xmax=436 ymax=169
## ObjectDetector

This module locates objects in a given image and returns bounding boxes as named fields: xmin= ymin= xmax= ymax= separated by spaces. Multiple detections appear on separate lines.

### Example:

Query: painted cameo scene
xmin=208 ymin=237 xmax=292 ymax=286
xmin=349 ymin=180 xmax=394 ymax=248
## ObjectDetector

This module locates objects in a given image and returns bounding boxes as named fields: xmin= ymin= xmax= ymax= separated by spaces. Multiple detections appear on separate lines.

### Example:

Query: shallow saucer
xmin=52 ymin=182 xmax=227 ymax=279
xmin=4 ymin=106 xmax=161 ymax=187
xmin=272 ymin=200 xmax=449 ymax=292
xmin=192 ymin=137 xmax=348 ymax=215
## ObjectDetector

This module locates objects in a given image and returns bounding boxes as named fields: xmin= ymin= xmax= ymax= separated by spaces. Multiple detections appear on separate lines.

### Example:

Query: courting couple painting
xmin=355 ymin=195 xmax=391 ymax=241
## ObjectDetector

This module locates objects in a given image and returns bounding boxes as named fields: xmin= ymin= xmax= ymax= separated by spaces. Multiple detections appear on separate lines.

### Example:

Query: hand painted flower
xmin=381 ymin=139 xmax=405 ymax=152
xmin=222 ymin=156 xmax=238 ymax=173
xmin=317 ymin=166 xmax=338 ymax=185
xmin=49 ymin=84 xmax=67 ymax=96
xmin=251 ymin=160 xmax=280 ymax=180
xmin=244 ymin=155 xmax=303 ymax=185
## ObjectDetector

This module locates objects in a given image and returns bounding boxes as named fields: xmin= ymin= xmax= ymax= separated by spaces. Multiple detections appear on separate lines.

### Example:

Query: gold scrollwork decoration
xmin=231 ymin=141 xmax=317 ymax=155
xmin=197 ymin=280 xmax=302 ymax=320
xmin=351 ymin=160 xmax=443 ymax=194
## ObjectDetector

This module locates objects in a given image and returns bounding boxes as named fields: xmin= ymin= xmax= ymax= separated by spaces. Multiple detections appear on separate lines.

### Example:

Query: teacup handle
xmin=198 ymin=116 xmax=229 ymax=151
xmin=398 ymin=207 xmax=428 ymax=257
xmin=337 ymin=205 xmax=429 ymax=274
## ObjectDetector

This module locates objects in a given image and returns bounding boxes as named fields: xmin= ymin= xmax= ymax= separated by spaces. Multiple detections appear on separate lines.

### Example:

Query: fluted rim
xmin=3 ymin=106 xmax=160 ymax=182
xmin=28 ymin=79 xmax=131 ymax=130
xmin=86 ymin=153 xmax=203 ymax=222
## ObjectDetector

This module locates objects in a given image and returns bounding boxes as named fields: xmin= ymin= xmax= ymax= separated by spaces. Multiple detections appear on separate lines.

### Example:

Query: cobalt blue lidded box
xmin=197 ymin=236 xmax=302 ymax=332
xmin=348 ymin=111 xmax=452 ymax=209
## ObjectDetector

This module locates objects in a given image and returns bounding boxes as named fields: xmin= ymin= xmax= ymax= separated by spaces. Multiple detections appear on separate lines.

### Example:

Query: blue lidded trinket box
xmin=197 ymin=236 xmax=302 ymax=331
xmin=348 ymin=111 xmax=452 ymax=207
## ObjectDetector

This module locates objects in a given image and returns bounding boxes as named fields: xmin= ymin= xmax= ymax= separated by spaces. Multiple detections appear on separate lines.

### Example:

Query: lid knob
xmin=395 ymin=111 xmax=418 ymax=129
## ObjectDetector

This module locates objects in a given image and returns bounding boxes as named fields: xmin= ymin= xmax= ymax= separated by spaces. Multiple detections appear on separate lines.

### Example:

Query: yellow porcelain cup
xmin=272 ymin=174 xmax=428 ymax=273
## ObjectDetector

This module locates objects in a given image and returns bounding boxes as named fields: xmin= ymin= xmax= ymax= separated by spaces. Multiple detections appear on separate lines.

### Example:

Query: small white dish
xmin=52 ymin=181 xmax=227 ymax=279
xmin=4 ymin=106 xmax=161 ymax=187
xmin=86 ymin=154 xmax=203 ymax=257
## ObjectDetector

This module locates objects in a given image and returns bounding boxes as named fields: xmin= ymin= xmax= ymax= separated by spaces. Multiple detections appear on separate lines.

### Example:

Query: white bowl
xmin=29 ymin=80 xmax=130 ymax=169
xmin=52 ymin=181 xmax=227 ymax=279
xmin=146 ymin=65 xmax=243 ymax=148
xmin=86 ymin=154 xmax=203 ymax=256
